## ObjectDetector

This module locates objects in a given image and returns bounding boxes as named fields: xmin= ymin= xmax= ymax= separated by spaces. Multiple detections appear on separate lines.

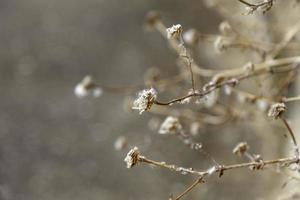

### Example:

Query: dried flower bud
xmin=166 ymin=24 xmax=183 ymax=39
xmin=74 ymin=75 xmax=103 ymax=98
xmin=145 ymin=11 xmax=161 ymax=29
xmin=132 ymin=88 xmax=157 ymax=114
xmin=124 ymin=147 xmax=140 ymax=168
xmin=114 ymin=136 xmax=127 ymax=151
xmin=219 ymin=21 xmax=233 ymax=36
xmin=268 ymin=102 xmax=286 ymax=119
xmin=233 ymin=142 xmax=249 ymax=156
xmin=158 ymin=116 xmax=182 ymax=135
xmin=183 ymin=29 xmax=199 ymax=45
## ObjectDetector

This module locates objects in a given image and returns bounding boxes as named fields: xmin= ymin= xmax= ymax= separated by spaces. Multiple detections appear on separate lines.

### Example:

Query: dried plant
xmin=75 ymin=1 xmax=300 ymax=199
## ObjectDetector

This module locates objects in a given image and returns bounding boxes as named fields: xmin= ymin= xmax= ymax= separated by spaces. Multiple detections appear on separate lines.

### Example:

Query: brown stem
xmin=174 ymin=177 xmax=204 ymax=200
xmin=283 ymin=95 xmax=300 ymax=103
xmin=138 ymin=156 xmax=299 ymax=178
xmin=280 ymin=118 xmax=299 ymax=156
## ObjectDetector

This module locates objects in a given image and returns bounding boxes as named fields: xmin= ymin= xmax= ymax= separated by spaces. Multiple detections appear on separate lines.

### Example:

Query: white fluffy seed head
xmin=74 ymin=75 xmax=102 ymax=98
xmin=132 ymin=88 xmax=157 ymax=114
xmin=124 ymin=147 xmax=140 ymax=168
xmin=166 ymin=24 xmax=183 ymax=39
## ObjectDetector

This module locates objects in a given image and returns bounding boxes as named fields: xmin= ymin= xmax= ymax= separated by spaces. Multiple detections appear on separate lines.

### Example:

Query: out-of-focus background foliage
xmin=0 ymin=0 xmax=299 ymax=199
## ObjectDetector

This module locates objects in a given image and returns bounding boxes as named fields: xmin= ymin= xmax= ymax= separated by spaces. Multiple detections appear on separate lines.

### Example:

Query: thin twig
xmin=268 ymin=20 xmax=300 ymax=59
xmin=174 ymin=176 xmax=204 ymax=200
xmin=138 ymin=156 xmax=299 ymax=178
xmin=238 ymin=0 xmax=274 ymax=14
xmin=181 ymin=55 xmax=196 ymax=92
xmin=283 ymin=95 xmax=300 ymax=103
xmin=280 ymin=118 xmax=299 ymax=156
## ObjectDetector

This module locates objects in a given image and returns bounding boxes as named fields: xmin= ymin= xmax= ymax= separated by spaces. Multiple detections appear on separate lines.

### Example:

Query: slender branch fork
xmin=238 ymin=0 xmax=272 ymax=7
xmin=154 ymin=57 xmax=300 ymax=106
xmin=238 ymin=0 xmax=274 ymax=13
xmin=139 ymin=155 xmax=300 ymax=199
xmin=173 ymin=177 xmax=204 ymax=200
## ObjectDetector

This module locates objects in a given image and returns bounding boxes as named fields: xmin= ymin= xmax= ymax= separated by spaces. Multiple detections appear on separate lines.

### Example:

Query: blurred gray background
xmin=0 ymin=0 xmax=296 ymax=200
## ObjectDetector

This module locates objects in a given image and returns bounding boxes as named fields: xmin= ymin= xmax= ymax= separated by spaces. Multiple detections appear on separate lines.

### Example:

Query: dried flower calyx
xmin=233 ymin=142 xmax=249 ymax=156
xmin=132 ymin=88 xmax=157 ymax=114
xmin=158 ymin=116 xmax=182 ymax=135
xmin=268 ymin=102 xmax=286 ymax=119
xmin=124 ymin=147 xmax=141 ymax=168
xmin=74 ymin=75 xmax=102 ymax=98
xmin=166 ymin=24 xmax=183 ymax=39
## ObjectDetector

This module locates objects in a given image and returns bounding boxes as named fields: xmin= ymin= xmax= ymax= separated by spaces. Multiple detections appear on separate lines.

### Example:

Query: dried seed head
xmin=166 ymin=24 xmax=183 ymax=39
xmin=183 ymin=29 xmax=199 ymax=45
xmin=124 ymin=147 xmax=140 ymax=168
xmin=132 ymin=88 xmax=157 ymax=114
xmin=158 ymin=116 xmax=182 ymax=135
xmin=268 ymin=102 xmax=286 ymax=119
xmin=74 ymin=75 xmax=102 ymax=98
xmin=233 ymin=142 xmax=249 ymax=156
xmin=145 ymin=11 xmax=161 ymax=29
